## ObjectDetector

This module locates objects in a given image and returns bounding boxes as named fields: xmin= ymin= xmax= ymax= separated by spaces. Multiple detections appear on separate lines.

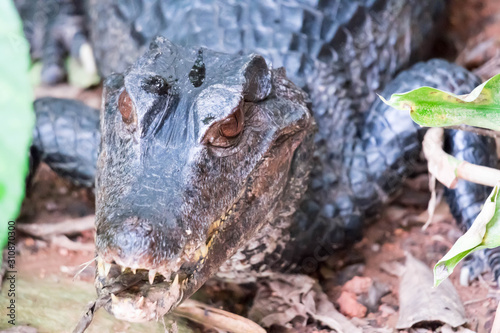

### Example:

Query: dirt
xmin=7 ymin=0 xmax=500 ymax=332
xmin=445 ymin=0 xmax=500 ymax=80
xmin=351 ymin=197 xmax=497 ymax=332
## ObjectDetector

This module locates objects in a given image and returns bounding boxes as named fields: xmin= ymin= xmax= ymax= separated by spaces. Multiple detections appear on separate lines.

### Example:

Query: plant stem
xmin=423 ymin=128 xmax=500 ymax=188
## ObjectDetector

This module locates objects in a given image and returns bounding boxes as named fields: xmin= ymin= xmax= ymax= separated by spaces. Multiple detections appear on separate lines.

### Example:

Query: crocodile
xmin=22 ymin=0 xmax=498 ymax=323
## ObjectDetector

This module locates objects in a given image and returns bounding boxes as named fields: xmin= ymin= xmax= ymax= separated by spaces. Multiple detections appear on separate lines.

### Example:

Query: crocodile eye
xmin=118 ymin=90 xmax=136 ymax=125
xmin=203 ymin=104 xmax=244 ymax=147
xmin=219 ymin=108 xmax=243 ymax=138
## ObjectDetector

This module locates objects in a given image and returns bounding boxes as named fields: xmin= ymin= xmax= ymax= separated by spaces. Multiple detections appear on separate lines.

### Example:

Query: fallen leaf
xmin=249 ymin=273 xmax=361 ymax=333
xmin=397 ymin=253 xmax=466 ymax=329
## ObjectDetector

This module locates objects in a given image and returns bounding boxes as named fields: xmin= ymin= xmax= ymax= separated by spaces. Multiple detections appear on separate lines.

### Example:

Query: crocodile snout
xmin=95 ymin=214 xmax=186 ymax=275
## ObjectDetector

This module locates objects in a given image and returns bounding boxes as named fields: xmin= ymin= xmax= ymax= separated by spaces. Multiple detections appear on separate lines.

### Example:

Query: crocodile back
xmin=85 ymin=0 xmax=447 ymax=268
xmin=86 ymin=0 xmax=443 ymax=88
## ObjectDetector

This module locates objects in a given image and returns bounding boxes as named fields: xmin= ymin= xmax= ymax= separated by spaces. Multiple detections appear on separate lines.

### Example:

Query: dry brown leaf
xmin=249 ymin=273 xmax=361 ymax=333
xmin=397 ymin=253 xmax=467 ymax=329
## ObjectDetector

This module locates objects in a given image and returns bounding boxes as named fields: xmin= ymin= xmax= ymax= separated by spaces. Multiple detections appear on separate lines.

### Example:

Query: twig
xmin=72 ymin=296 xmax=109 ymax=333
xmin=463 ymin=296 xmax=493 ymax=306
xmin=50 ymin=235 xmax=95 ymax=252
xmin=74 ymin=294 xmax=264 ymax=333
xmin=473 ymin=49 xmax=500 ymax=82
xmin=17 ymin=215 xmax=95 ymax=239
xmin=444 ymin=125 xmax=500 ymax=138
xmin=478 ymin=273 xmax=495 ymax=290
xmin=423 ymin=128 xmax=500 ymax=189
xmin=174 ymin=299 xmax=266 ymax=333
xmin=492 ymin=301 xmax=500 ymax=333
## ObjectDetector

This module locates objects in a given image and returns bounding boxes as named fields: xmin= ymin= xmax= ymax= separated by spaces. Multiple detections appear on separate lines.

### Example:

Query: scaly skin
xmin=14 ymin=0 xmax=88 ymax=84
xmin=26 ymin=0 xmax=498 ymax=322
xmin=278 ymin=59 xmax=497 ymax=272
xmin=31 ymin=97 xmax=99 ymax=187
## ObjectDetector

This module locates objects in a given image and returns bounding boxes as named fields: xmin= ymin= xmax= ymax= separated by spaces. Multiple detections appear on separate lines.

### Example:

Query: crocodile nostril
xmin=97 ymin=214 xmax=187 ymax=269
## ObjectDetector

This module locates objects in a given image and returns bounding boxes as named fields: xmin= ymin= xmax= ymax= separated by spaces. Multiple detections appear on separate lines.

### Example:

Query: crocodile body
xmin=24 ymin=0 xmax=498 ymax=322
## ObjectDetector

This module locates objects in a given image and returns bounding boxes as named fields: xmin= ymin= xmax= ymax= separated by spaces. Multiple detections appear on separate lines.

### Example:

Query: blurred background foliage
xmin=0 ymin=0 xmax=35 ymax=248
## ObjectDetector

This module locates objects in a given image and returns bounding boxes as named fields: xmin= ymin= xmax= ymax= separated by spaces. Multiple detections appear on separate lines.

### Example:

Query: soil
xmin=7 ymin=0 xmax=500 ymax=332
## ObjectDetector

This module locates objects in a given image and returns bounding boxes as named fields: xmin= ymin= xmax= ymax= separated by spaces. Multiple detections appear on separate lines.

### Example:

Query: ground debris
xmin=358 ymin=281 xmax=391 ymax=313
xmin=17 ymin=215 xmax=95 ymax=239
xmin=337 ymin=291 xmax=367 ymax=318
xmin=379 ymin=261 xmax=405 ymax=278
xmin=342 ymin=276 xmax=372 ymax=295
xmin=249 ymin=273 xmax=361 ymax=333
xmin=397 ymin=254 xmax=467 ymax=329
xmin=72 ymin=297 xmax=108 ymax=333
xmin=175 ymin=299 xmax=265 ymax=333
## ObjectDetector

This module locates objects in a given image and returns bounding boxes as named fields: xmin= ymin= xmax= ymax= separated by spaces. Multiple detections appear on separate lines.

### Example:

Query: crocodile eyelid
xmin=202 ymin=102 xmax=244 ymax=147
xmin=118 ymin=90 xmax=136 ymax=125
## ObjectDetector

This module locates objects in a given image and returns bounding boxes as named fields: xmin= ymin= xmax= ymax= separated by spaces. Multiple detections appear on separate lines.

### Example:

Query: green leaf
xmin=0 ymin=1 xmax=35 ymax=247
xmin=379 ymin=74 xmax=500 ymax=131
xmin=433 ymin=185 xmax=500 ymax=286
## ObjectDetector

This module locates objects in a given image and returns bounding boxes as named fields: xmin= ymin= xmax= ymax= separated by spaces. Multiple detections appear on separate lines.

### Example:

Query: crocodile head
xmin=94 ymin=37 xmax=314 ymax=322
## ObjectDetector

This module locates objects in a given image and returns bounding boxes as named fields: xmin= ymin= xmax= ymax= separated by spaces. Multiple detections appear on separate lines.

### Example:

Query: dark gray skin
xmin=14 ymin=0 xmax=89 ymax=84
xmin=27 ymin=0 xmax=498 ymax=323
xmin=93 ymin=38 xmax=314 ymax=320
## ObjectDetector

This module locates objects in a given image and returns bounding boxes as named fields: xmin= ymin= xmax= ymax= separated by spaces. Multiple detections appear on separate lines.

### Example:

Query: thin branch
xmin=50 ymin=235 xmax=95 ymax=252
xmin=473 ymin=49 xmax=500 ymax=82
xmin=174 ymin=299 xmax=266 ymax=333
xmin=72 ymin=296 xmax=109 ymax=333
xmin=463 ymin=296 xmax=494 ymax=306
xmin=17 ymin=215 xmax=95 ymax=239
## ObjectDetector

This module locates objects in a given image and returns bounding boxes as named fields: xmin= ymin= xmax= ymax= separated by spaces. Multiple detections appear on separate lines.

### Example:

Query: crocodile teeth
xmin=104 ymin=262 xmax=112 ymax=277
xmin=111 ymin=293 xmax=118 ymax=303
xmin=131 ymin=268 xmax=137 ymax=274
xmin=136 ymin=296 xmax=145 ymax=307
xmin=121 ymin=266 xmax=127 ymax=273
xmin=97 ymin=258 xmax=105 ymax=276
xmin=171 ymin=274 xmax=179 ymax=288
xmin=148 ymin=270 xmax=157 ymax=284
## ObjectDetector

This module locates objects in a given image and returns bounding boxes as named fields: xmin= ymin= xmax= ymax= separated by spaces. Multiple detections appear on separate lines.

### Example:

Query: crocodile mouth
xmin=94 ymin=201 xmax=238 ymax=322
xmin=95 ymin=262 xmax=184 ymax=322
